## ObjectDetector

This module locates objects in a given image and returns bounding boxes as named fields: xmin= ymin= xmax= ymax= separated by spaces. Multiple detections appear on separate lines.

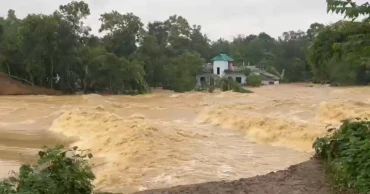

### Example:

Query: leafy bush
xmin=172 ymin=76 xmax=196 ymax=93
xmin=219 ymin=77 xmax=253 ymax=93
xmin=247 ymin=74 xmax=262 ymax=87
xmin=244 ymin=68 xmax=252 ymax=76
xmin=208 ymin=85 xmax=215 ymax=93
xmin=313 ymin=120 xmax=370 ymax=193
xmin=0 ymin=145 xmax=95 ymax=194
xmin=194 ymin=86 xmax=206 ymax=92
xmin=165 ymin=52 xmax=205 ymax=93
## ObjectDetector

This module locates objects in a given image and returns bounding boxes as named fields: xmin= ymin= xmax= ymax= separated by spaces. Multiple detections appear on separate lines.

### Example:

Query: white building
xmin=196 ymin=54 xmax=247 ymax=86
xmin=196 ymin=54 xmax=280 ymax=86
xmin=244 ymin=66 xmax=280 ymax=85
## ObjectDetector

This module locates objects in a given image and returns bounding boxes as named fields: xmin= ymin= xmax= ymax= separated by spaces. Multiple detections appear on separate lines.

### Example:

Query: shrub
xmin=208 ymin=85 xmax=215 ymax=93
xmin=194 ymin=82 xmax=215 ymax=93
xmin=219 ymin=77 xmax=253 ymax=93
xmin=313 ymin=120 xmax=370 ymax=193
xmin=244 ymin=68 xmax=252 ymax=76
xmin=247 ymin=74 xmax=262 ymax=87
xmin=0 ymin=145 xmax=95 ymax=194
xmin=194 ymin=85 xmax=207 ymax=92
xmin=172 ymin=76 xmax=196 ymax=93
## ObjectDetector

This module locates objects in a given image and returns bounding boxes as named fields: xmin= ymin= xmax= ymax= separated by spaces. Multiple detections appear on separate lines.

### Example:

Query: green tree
xmin=308 ymin=0 xmax=370 ymax=85
xmin=190 ymin=25 xmax=210 ymax=59
xmin=276 ymin=30 xmax=311 ymax=82
xmin=164 ymin=52 xmax=204 ymax=92
xmin=0 ymin=10 xmax=22 ymax=78
xmin=209 ymin=38 xmax=231 ymax=60
xmin=137 ymin=35 xmax=166 ymax=87
xmin=10 ymin=0 xmax=370 ymax=95
xmin=148 ymin=21 xmax=169 ymax=47
xmin=306 ymin=22 xmax=325 ymax=41
xmin=164 ymin=15 xmax=192 ymax=56
xmin=99 ymin=12 xmax=144 ymax=57
xmin=17 ymin=14 xmax=59 ymax=87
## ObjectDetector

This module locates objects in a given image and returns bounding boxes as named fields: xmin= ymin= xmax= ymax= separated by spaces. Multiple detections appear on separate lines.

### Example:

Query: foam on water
xmin=1 ymin=85 xmax=370 ymax=193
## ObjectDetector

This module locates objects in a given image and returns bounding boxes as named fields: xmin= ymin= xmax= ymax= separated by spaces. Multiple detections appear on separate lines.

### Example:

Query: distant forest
xmin=0 ymin=0 xmax=369 ymax=93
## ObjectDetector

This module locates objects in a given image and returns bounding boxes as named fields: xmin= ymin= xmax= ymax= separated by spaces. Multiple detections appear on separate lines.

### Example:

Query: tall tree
xmin=99 ymin=12 xmax=144 ymax=57
xmin=164 ymin=52 xmax=204 ymax=92
xmin=307 ymin=0 xmax=370 ymax=85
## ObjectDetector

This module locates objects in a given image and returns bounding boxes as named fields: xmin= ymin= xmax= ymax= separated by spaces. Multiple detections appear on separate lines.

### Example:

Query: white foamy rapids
xmin=48 ymin=108 xmax=194 ymax=193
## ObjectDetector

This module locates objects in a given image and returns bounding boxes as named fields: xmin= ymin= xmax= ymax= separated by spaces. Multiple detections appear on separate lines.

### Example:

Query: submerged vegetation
xmin=219 ymin=78 xmax=253 ymax=93
xmin=247 ymin=74 xmax=262 ymax=87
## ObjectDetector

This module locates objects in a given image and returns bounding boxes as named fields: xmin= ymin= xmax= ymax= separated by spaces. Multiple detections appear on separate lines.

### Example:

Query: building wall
xmin=262 ymin=80 xmax=279 ymax=85
xmin=225 ymin=73 xmax=247 ymax=85
xmin=213 ymin=61 xmax=229 ymax=77
xmin=252 ymin=72 xmax=260 ymax=76
xmin=196 ymin=74 xmax=212 ymax=86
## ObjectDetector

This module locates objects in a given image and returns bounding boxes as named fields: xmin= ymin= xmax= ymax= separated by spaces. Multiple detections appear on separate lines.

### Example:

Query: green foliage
xmin=327 ymin=0 xmax=370 ymax=21
xmin=165 ymin=52 xmax=204 ymax=93
xmin=212 ymin=30 xmax=313 ymax=83
xmin=194 ymin=82 xmax=216 ymax=93
xmin=99 ymin=11 xmax=144 ymax=57
xmin=247 ymin=74 xmax=262 ymax=87
xmin=219 ymin=77 xmax=252 ymax=93
xmin=307 ymin=0 xmax=370 ymax=85
xmin=0 ymin=2 xmax=215 ymax=94
xmin=2 ymin=0 xmax=369 ymax=95
xmin=313 ymin=120 xmax=370 ymax=193
xmin=0 ymin=145 xmax=95 ymax=194
xmin=308 ymin=19 xmax=370 ymax=85
xmin=243 ymin=68 xmax=251 ymax=76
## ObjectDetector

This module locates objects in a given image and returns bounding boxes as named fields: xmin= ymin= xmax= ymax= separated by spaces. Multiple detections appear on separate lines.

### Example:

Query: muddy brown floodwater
xmin=1 ymin=84 xmax=370 ymax=193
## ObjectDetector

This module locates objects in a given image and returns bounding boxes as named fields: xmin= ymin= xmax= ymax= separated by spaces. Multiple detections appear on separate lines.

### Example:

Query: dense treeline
xmin=309 ymin=0 xmax=370 ymax=85
xmin=0 ymin=1 xmax=369 ymax=94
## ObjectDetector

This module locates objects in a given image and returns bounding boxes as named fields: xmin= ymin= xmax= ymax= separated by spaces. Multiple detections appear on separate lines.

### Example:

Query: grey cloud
xmin=0 ymin=0 xmax=360 ymax=40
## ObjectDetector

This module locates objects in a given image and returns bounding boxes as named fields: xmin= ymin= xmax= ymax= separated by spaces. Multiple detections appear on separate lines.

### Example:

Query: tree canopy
xmin=1 ymin=1 xmax=369 ymax=94
xmin=307 ymin=0 xmax=370 ymax=85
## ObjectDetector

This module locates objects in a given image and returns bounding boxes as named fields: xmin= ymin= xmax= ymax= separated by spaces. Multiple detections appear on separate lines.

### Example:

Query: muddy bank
xmin=135 ymin=158 xmax=334 ymax=194
xmin=0 ymin=74 xmax=62 ymax=95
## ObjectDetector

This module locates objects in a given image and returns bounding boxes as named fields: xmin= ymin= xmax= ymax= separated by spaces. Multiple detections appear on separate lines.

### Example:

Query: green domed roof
xmin=211 ymin=54 xmax=234 ymax=62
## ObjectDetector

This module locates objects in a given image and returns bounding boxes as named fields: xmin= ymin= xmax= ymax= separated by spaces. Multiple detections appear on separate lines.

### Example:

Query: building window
xmin=228 ymin=77 xmax=232 ymax=80
xmin=236 ymin=77 xmax=242 ymax=84
xmin=200 ymin=77 xmax=206 ymax=83
xmin=217 ymin=67 xmax=220 ymax=75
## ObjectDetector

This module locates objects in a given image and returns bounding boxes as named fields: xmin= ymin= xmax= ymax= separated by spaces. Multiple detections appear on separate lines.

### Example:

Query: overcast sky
xmin=0 ymin=0 xmax=366 ymax=40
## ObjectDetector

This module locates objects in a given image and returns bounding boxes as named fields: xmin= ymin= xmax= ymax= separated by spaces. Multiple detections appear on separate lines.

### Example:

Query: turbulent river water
xmin=1 ymin=84 xmax=370 ymax=193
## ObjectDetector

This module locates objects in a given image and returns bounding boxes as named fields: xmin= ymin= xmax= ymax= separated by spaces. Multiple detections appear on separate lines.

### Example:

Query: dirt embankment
xmin=135 ymin=158 xmax=335 ymax=194
xmin=0 ymin=74 xmax=62 ymax=95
